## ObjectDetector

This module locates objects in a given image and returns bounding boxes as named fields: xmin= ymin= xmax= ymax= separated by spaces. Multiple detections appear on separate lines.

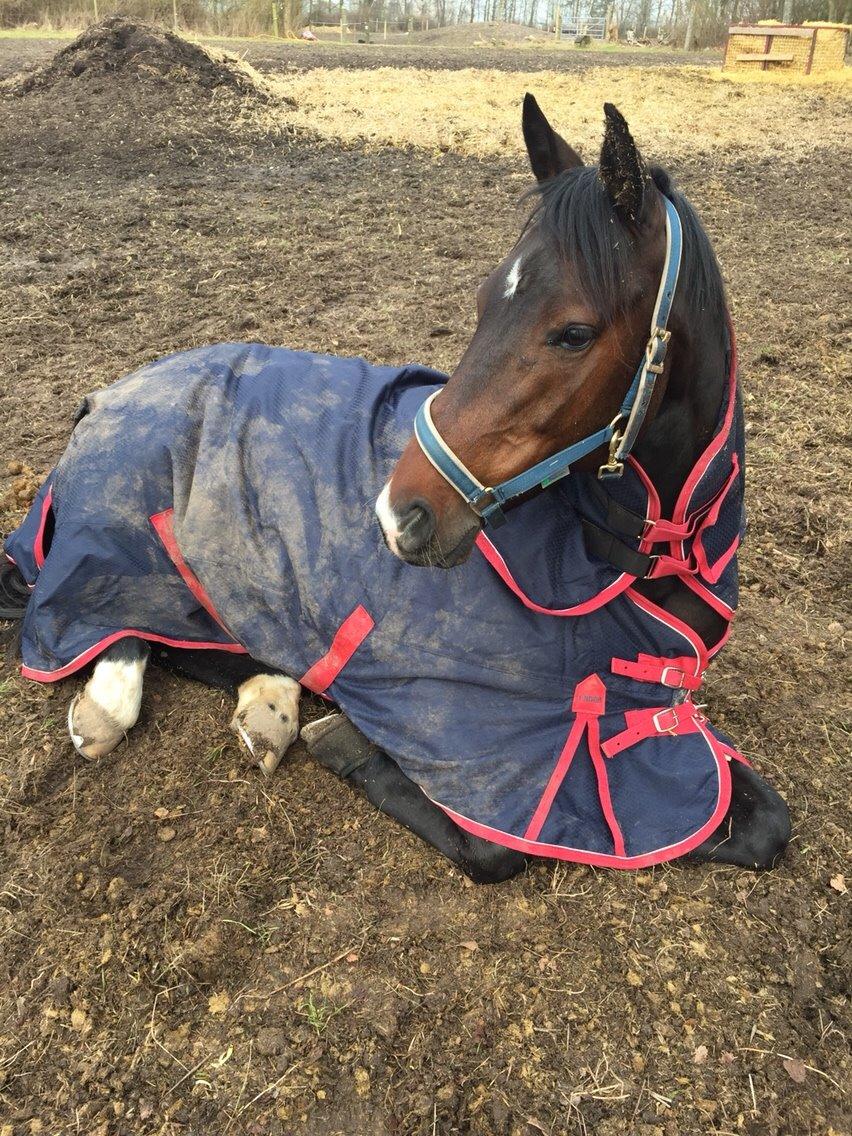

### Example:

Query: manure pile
xmin=2 ymin=16 xmax=268 ymax=98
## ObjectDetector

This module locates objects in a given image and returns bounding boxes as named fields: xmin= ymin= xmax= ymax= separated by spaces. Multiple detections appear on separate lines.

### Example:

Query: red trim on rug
xmin=717 ymin=740 xmax=751 ymax=767
xmin=523 ymin=674 xmax=608 ymax=841
xmin=474 ymin=533 xmax=635 ymax=617
xmin=689 ymin=452 xmax=741 ymax=584
xmin=475 ymin=452 xmax=680 ymax=612
xmin=33 ymin=485 xmax=53 ymax=571
xmin=20 ymin=628 xmax=248 ymax=683
xmin=475 ymin=451 xmax=672 ymax=611
xmin=625 ymin=586 xmax=708 ymax=669
xmin=524 ymin=716 xmax=585 ymax=841
xmin=587 ymin=715 xmax=626 ymax=857
xmin=671 ymin=319 xmax=739 ymax=552
xmin=299 ymin=605 xmax=375 ymax=695
xmin=149 ymin=509 xmax=236 ymax=638
xmin=4 ymin=551 xmax=35 ymax=589
xmin=629 ymin=455 xmax=660 ymax=520
xmin=434 ymin=723 xmax=732 ymax=870
xmin=694 ymin=533 xmax=740 ymax=588
xmin=680 ymin=574 xmax=736 ymax=624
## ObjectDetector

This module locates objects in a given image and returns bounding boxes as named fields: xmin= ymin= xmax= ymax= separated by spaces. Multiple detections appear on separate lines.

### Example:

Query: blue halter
xmin=414 ymin=196 xmax=684 ymax=528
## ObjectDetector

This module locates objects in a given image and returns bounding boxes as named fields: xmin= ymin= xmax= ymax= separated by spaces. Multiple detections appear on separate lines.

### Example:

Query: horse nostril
xmin=396 ymin=500 xmax=436 ymax=554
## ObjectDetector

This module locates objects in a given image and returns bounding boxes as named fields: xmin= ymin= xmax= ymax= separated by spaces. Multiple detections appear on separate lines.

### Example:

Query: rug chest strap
xmin=584 ymin=478 xmax=647 ymax=539
xmin=602 ymin=703 xmax=706 ymax=758
xmin=582 ymin=520 xmax=700 ymax=580
xmin=611 ymin=654 xmax=703 ymax=691
xmin=581 ymin=519 xmax=655 ymax=577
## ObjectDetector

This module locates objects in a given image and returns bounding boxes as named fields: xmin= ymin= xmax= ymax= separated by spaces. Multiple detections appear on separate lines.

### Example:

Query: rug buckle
xmin=652 ymin=706 xmax=681 ymax=735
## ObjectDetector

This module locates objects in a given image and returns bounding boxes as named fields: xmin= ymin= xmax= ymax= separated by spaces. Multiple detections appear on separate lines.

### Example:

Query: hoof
xmin=231 ymin=674 xmax=300 ymax=776
xmin=68 ymin=692 xmax=125 ymax=759
xmin=301 ymin=712 xmax=376 ymax=778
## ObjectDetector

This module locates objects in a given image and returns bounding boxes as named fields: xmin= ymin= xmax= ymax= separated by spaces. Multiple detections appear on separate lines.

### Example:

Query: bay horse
xmin=1 ymin=98 xmax=790 ymax=883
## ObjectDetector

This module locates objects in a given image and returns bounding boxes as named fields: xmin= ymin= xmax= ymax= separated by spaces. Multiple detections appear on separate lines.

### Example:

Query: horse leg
xmin=68 ymin=637 xmax=149 ymax=758
xmin=302 ymin=714 xmax=527 ymax=885
xmin=147 ymin=645 xmax=300 ymax=776
xmin=688 ymin=759 xmax=791 ymax=870
xmin=148 ymin=644 xmax=279 ymax=693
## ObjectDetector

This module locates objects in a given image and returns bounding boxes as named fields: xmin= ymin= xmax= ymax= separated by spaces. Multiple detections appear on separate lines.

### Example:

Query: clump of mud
xmin=4 ymin=15 xmax=267 ymax=97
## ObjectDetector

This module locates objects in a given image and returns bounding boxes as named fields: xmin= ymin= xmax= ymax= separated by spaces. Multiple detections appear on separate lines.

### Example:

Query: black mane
xmin=529 ymin=164 xmax=727 ymax=326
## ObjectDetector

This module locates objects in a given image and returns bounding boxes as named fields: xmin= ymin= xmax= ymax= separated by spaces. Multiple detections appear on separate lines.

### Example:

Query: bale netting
xmin=2 ymin=15 xmax=270 ymax=97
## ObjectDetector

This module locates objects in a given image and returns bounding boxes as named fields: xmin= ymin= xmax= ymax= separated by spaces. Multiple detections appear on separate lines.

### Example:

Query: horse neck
xmin=629 ymin=305 xmax=731 ymax=648
xmin=633 ymin=306 xmax=729 ymax=519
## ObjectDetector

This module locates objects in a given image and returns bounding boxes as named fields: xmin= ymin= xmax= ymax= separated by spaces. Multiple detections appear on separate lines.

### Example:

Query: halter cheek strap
xmin=413 ymin=196 xmax=683 ymax=528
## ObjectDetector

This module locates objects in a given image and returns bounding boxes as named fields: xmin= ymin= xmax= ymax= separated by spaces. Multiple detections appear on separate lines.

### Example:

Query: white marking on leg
xmin=87 ymin=655 xmax=147 ymax=730
xmin=375 ymin=481 xmax=401 ymax=556
xmin=503 ymin=255 xmax=524 ymax=300
xmin=68 ymin=651 xmax=148 ymax=758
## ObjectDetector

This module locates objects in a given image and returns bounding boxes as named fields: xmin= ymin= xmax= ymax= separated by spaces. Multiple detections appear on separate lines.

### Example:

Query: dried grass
xmin=260 ymin=63 xmax=850 ymax=159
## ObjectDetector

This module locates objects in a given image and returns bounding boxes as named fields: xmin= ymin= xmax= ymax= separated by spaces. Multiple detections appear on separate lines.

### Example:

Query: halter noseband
xmin=413 ymin=196 xmax=683 ymax=528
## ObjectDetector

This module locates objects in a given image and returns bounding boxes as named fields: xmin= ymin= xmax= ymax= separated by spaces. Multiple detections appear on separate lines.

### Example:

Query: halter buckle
xmin=469 ymin=486 xmax=497 ymax=514
xmin=597 ymin=417 xmax=626 ymax=480
xmin=469 ymin=487 xmax=507 ymax=527
xmin=646 ymin=327 xmax=672 ymax=375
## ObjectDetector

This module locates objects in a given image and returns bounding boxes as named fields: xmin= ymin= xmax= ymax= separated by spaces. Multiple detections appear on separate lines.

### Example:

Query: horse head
xmin=377 ymin=96 xmax=682 ymax=568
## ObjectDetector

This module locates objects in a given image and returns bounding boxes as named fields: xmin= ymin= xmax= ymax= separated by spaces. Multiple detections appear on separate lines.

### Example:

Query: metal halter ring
xmin=598 ymin=415 xmax=626 ymax=479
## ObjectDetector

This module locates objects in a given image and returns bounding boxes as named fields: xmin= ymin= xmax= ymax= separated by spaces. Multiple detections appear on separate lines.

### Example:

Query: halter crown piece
xmin=414 ymin=196 xmax=684 ymax=528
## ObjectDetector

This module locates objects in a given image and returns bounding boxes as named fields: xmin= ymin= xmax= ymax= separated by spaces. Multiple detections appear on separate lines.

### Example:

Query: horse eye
xmin=551 ymin=324 xmax=596 ymax=351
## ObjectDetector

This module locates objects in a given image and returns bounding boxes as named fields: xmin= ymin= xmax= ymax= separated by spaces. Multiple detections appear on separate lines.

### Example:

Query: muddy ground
xmin=0 ymin=25 xmax=849 ymax=1136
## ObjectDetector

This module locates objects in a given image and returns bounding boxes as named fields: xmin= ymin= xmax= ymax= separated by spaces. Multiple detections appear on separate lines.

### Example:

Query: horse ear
xmin=599 ymin=103 xmax=648 ymax=225
xmin=522 ymin=93 xmax=583 ymax=183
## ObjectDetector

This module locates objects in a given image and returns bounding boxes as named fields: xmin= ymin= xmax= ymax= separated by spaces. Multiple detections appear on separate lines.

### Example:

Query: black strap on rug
xmin=581 ymin=519 xmax=656 ymax=579
xmin=583 ymin=476 xmax=648 ymax=539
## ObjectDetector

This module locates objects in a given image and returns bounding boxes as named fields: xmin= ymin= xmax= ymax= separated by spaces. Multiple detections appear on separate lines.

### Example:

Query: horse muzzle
xmin=375 ymin=482 xmax=479 ymax=568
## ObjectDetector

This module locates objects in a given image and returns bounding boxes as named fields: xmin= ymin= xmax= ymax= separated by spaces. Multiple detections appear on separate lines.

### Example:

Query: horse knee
xmin=691 ymin=762 xmax=791 ymax=870
xmin=0 ymin=561 xmax=30 ymax=620
xmin=458 ymin=836 xmax=526 ymax=885
xmin=741 ymin=788 xmax=791 ymax=869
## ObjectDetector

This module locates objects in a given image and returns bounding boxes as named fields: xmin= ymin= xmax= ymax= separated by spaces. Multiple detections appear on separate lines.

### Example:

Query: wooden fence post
xmin=172 ymin=0 xmax=178 ymax=32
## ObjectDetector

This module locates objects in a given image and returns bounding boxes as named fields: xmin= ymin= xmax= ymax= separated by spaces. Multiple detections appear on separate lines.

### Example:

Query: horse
xmin=1 ymin=97 xmax=791 ymax=884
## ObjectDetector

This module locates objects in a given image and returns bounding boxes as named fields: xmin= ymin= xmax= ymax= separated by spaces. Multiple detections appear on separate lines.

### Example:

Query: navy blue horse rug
xmin=5 ymin=342 xmax=747 ymax=869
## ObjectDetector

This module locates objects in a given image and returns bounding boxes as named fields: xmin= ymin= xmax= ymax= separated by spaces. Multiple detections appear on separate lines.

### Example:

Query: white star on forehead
xmin=503 ymin=255 xmax=524 ymax=300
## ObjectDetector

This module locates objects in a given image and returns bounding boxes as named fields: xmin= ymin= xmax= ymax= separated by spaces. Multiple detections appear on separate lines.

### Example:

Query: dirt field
xmin=0 ymin=23 xmax=849 ymax=1136
xmin=0 ymin=32 xmax=719 ymax=82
